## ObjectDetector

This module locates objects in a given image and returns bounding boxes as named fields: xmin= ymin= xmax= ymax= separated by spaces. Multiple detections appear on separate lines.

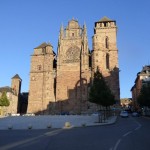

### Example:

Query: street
xmin=0 ymin=116 xmax=150 ymax=150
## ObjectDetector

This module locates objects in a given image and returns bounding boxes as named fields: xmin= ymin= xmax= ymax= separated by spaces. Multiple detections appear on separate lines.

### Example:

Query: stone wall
xmin=28 ymin=17 xmax=120 ymax=114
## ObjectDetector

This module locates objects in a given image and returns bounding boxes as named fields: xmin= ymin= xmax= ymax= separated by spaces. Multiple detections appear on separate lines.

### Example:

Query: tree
xmin=0 ymin=91 xmax=10 ymax=107
xmin=89 ymin=69 xmax=115 ymax=107
xmin=137 ymin=82 xmax=150 ymax=108
xmin=89 ymin=69 xmax=115 ymax=121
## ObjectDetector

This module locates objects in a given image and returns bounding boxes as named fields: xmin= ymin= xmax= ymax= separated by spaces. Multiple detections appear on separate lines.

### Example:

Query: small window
xmin=37 ymin=65 xmax=42 ymax=71
xmin=31 ymin=76 xmax=35 ymax=81
xmin=42 ymin=48 xmax=46 ymax=54
xmin=72 ymin=33 xmax=74 ymax=37
xmin=104 ymin=22 xmax=107 ymax=27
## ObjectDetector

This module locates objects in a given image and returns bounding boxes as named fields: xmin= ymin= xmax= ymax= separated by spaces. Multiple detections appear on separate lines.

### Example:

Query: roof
xmin=97 ymin=16 xmax=115 ymax=23
xmin=11 ymin=74 xmax=22 ymax=80
xmin=67 ymin=18 xmax=80 ymax=29
xmin=35 ymin=42 xmax=53 ymax=49
xmin=141 ymin=65 xmax=150 ymax=73
xmin=0 ymin=86 xmax=12 ymax=93
xmin=70 ymin=18 xmax=78 ymax=22
xmin=130 ymin=84 xmax=136 ymax=91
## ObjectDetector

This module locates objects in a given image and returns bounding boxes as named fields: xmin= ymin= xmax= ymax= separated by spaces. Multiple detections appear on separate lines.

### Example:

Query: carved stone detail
xmin=63 ymin=46 xmax=80 ymax=63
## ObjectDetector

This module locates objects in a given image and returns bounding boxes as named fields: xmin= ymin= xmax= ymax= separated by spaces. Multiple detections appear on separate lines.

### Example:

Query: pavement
xmin=0 ymin=115 xmax=117 ymax=130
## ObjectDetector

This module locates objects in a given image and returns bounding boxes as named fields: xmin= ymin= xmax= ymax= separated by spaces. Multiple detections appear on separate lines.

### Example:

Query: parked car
xmin=132 ymin=112 xmax=140 ymax=117
xmin=120 ymin=111 xmax=129 ymax=118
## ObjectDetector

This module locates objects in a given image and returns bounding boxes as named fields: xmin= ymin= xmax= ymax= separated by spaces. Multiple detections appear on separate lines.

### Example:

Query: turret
xmin=11 ymin=74 xmax=22 ymax=96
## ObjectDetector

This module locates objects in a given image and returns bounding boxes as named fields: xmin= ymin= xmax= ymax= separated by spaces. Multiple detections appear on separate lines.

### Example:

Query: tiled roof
xmin=0 ymin=86 xmax=12 ymax=93
xmin=141 ymin=65 xmax=150 ymax=74
xmin=11 ymin=74 xmax=21 ymax=80
xmin=98 ymin=16 xmax=112 ymax=22
xmin=35 ymin=42 xmax=53 ymax=49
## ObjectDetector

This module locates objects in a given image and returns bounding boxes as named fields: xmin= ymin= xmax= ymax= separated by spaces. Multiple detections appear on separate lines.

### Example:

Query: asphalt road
xmin=0 ymin=116 xmax=150 ymax=150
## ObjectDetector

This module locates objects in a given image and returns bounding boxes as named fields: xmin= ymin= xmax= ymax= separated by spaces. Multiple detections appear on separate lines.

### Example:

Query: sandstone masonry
xmin=28 ymin=17 xmax=120 ymax=114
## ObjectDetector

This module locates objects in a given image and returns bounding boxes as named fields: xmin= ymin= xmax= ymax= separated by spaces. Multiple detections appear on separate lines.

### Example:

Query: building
xmin=0 ymin=74 xmax=22 ymax=115
xmin=131 ymin=65 xmax=150 ymax=110
xmin=28 ymin=17 xmax=120 ymax=115
xmin=120 ymin=98 xmax=132 ymax=108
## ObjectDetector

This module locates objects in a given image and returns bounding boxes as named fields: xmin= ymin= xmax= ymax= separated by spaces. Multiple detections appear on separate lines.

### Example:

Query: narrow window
xmin=42 ymin=48 xmax=46 ymax=54
xmin=72 ymin=33 xmax=74 ymax=37
xmin=105 ymin=37 xmax=109 ymax=49
xmin=106 ymin=53 xmax=110 ymax=69
xmin=37 ymin=65 xmax=42 ymax=71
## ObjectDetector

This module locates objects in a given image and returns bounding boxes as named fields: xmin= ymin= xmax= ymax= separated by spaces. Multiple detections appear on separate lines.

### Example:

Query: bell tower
xmin=92 ymin=16 xmax=120 ymax=102
xmin=28 ymin=43 xmax=56 ymax=114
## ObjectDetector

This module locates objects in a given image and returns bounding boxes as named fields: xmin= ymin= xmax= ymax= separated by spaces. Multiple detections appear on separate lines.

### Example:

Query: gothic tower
xmin=92 ymin=16 xmax=120 ymax=102
xmin=56 ymin=19 xmax=91 ymax=113
xmin=28 ymin=43 xmax=56 ymax=114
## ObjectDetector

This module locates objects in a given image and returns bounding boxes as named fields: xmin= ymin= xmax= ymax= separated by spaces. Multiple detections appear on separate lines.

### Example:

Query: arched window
xmin=106 ymin=53 xmax=110 ymax=69
xmin=105 ymin=37 xmax=109 ymax=49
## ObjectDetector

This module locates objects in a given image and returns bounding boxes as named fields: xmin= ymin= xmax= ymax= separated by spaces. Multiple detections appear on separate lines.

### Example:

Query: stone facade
xmin=28 ymin=17 xmax=120 ymax=115
xmin=0 ymin=74 xmax=22 ymax=115
xmin=27 ymin=43 xmax=56 ymax=114
xmin=92 ymin=17 xmax=120 ymax=101
xmin=131 ymin=65 xmax=150 ymax=110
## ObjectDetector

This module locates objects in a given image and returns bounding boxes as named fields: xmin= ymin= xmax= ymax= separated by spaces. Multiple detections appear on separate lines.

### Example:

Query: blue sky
xmin=0 ymin=0 xmax=150 ymax=98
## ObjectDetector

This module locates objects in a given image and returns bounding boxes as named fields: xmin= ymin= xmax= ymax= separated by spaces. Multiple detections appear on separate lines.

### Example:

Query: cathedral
xmin=27 ymin=16 xmax=120 ymax=115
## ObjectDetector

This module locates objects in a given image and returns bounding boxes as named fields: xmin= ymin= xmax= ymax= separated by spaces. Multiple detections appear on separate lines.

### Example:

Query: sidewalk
xmin=0 ymin=115 xmax=117 ymax=130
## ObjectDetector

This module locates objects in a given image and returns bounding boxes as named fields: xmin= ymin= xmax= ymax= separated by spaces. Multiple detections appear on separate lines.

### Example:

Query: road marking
xmin=112 ymin=118 xmax=142 ymax=150
xmin=134 ymin=120 xmax=142 ymax=131
xmin=134 ymin=124 xmax=141 ymax=130
xmin=0 ymin=129 xmax=62 ymax=150
xmin=44 ymin=128 xmax=63 ymax=136
xmin=113 ymin=139 xmax=121 ymax=150
xmin=123 ymin=131 xmax=132 ymax=137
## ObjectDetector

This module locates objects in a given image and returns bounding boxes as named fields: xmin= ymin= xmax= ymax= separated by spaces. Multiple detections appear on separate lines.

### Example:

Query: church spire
xmin=83 ymin=22 xmax=87 ymax=35
xmin=82 ymin=22 xmax=88 ymax=42
xmin=60 ymin=23 xmax=64 ymax=38
xmin=83 ymin=21 xmax=87 ymax=29
xmin=58 ymin=23 xmax=64 ymax=45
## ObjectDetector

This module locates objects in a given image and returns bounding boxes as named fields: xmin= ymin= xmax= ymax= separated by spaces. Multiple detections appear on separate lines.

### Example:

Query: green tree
xmin=0 ymin=91 xmax=10 ymax=106
xmin=137 ymin=82 xmax=150 ymax=107
xmin=89 ymin=69 xmax=115 ymax=107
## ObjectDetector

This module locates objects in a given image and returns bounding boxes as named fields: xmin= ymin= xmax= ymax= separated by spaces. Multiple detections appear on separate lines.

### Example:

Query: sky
xmin=0 ymin=0 xmax=150 ymax=98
